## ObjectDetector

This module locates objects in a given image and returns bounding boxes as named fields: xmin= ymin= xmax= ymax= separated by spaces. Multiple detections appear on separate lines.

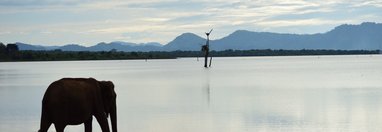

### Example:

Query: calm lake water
xmin=1 ymin=55 xmax=382 ymax=132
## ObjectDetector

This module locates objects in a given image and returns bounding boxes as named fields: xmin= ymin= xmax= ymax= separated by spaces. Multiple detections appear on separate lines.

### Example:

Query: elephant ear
xmin=99 ymin=81 xmax=115 ymax=117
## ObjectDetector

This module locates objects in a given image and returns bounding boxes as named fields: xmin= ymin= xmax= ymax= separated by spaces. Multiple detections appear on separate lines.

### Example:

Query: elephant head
xmin=99 ymin=81 xmax=117 ymax=132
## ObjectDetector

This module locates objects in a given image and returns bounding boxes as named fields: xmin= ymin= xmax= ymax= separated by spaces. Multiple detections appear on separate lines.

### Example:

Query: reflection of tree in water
xmin=205 ymin=80 xmax=210 ymax=106
xmin=203 ymin=69 xmax=211 ymax=106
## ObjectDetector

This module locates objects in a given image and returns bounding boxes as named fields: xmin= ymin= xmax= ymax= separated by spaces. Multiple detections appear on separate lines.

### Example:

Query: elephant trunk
xmin=111 ymin=101 xmax=117 ymax=132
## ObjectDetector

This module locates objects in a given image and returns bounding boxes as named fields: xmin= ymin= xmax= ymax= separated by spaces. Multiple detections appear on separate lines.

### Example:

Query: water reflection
xmin=204 ymin=68 xmax=211 ymax=106
xmin=1 ymin=55 xmax=382 ymax=131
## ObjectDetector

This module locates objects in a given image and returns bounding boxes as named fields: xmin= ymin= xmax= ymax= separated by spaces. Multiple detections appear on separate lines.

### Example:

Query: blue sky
xmin=0 ymin=0 xmax=382 ymax=46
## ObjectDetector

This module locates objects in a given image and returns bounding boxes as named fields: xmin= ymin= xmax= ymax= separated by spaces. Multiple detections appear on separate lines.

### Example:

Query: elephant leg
xmin=38 ymin=120 xmax=51 ymax=132
xmin=85 ymin=116 xmax=93 ymax=132
xmin=95 ymin=114 xmax=110 ymax=132
xmin=38 ymin=109 xmax=51 ymax=132
xmin=54 ymin=123 xmax=66 ymax=132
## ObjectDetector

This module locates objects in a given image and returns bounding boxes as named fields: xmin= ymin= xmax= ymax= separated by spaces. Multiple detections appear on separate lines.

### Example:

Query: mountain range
xmin=16 ymin=22 xmax=382 ymax=51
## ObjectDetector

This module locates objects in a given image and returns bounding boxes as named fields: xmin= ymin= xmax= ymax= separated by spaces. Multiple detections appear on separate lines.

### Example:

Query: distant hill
xmin=209 ymin=22 xmax=382 ymax=50
xmin=167 ymin=22 xmax=382 ymax=51
xmin=163 ymin=33 xmax=205 ymax=51
xmin=16 ymin=42 xmax=46 ymax=50
xmin=15 ymin=22 xmax=382 ymax=51
xmin=87 ymin=41 xmax=162 ymax=52
xmin=16 ymin=42 xmax=59 ymax=51
xmin=15 ymin=42 xmax=164 ymax=52
xmin=59 ymin=44 xmax=87 ymax=51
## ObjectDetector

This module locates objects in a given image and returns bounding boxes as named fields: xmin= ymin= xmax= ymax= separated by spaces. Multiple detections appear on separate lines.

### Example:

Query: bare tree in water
xmin=202 ymin=29 xmax=213 ymax=68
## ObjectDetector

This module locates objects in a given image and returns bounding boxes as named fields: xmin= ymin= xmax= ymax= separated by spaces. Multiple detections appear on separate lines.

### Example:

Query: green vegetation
xmin=0 ymin=50 xmax=176 ymax=62
xmin=0 ymin=43 xmax=379 ymax=62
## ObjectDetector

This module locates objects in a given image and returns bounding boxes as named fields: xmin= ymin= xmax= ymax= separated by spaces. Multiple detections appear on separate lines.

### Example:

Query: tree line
xmin=0 ymin=43 xmax=379 ymax=62
xmin=0 ymin=43 xmax=19 ymax=61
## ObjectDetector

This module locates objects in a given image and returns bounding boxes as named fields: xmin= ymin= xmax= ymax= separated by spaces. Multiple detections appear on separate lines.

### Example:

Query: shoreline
xmin=1 ymin=49 xmax=379 ymax=62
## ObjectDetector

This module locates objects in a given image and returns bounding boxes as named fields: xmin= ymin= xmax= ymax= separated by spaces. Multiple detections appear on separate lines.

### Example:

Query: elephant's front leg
xmin=85 ymin=117 xmax=93 ymax=132
xmin=95 ymin=113 xmax=110 ymax=132
xmin=54 ymin=123 xmax=66 ymax=132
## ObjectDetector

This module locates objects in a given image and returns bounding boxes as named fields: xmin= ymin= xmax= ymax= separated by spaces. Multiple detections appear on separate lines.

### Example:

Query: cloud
xmin=40 ymin=31 xmax=53 ymax=34
xmin=126 ymin=0 xmax=205 ymax=10
xmin=0 ymin=0 xmax=74 ymax=6
xmin=0 ymin=0 xmax=382 ymax=45
xmin=257 ymin=19 xmax=344 ymax=27
xmin=0 ymin=31 xmax=11 ymax=35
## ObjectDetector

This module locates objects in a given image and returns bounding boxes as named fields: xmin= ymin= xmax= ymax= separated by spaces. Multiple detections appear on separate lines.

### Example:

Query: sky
xmin=0 ymin=0 xmax=382 ymax=46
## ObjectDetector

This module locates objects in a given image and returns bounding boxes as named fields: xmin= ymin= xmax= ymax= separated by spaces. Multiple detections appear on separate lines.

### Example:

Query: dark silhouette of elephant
xmin=38 ymin=78 xmax=117 ymax=132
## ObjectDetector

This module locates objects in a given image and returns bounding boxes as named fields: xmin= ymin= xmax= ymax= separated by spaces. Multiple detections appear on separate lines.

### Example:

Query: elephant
xmin=38 ymin=78 xmax=117 ymax=132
